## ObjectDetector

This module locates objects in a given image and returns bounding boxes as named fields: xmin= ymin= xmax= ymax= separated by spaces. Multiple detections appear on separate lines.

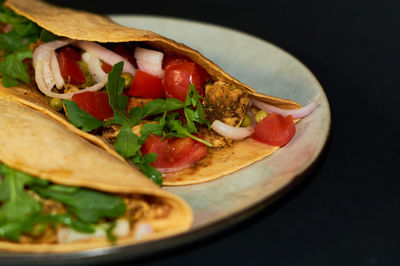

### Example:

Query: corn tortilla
xmin=0 ymin=96 xmax=193 ymax=252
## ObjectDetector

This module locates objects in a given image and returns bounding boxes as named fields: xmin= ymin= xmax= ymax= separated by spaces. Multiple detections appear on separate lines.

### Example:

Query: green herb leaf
xmin=140 ymin=122 xmax=164 ymax=138
xmin=114 ymin=124 xmax=141 ymax=158
xmin=141 ymin=98 xmax=184 ymax=118
xmin=39 ymin=29 xmax=58 ymax=42
xmin=0 ymin=3 xmax=48 ymax=87
xmin=0 ymin=164 xmax=41 ymax=240
xmin=165 ymin=113 xmax=212 ymax=147
xmin=0 ymin=49 xmax=32 ymax=84
xmin=32 ymin=184 xmax=126 ymax=224
xmin=131 ymin=153 xmax=162 ymax=185
xmin=62 ymin=100 xmax=103 ymax=132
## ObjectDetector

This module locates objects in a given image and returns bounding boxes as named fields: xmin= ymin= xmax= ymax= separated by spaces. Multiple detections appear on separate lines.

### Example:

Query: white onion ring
xmin=252 ymin=99 xmax=318 ymax=119
xmin=40 ymin=78 xmax=107 ymax=100
xmin=134 ymin=47 xmax=164 ymax=63
xmin=134 ymin=223 xmax=154 ymax=240
xmin=136 ymin=59 xmax=164 ymax=78
xmin=49 ymin=51 xmax=64 ymax=89
xmin=134 ymin=47 xmax=164 ymax=78
xmin=33 ymin=39 xmax=72 ymax=96
xmin=211 ymin=120 xmax=254 ymax=140
xmin=81 ymin=52 xmax=107 ymax=83
xmin=33 ymin=39 xmax=109 ymax=99
xmin=74 ymin=41 xmax=136 ymax=76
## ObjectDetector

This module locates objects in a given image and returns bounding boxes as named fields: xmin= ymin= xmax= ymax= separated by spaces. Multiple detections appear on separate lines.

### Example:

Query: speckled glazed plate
xmin=0 ymin=15 xmax=330 ymax=265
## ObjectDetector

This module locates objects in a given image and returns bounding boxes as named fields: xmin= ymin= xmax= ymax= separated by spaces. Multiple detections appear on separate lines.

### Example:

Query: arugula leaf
xmin=0 ymin=49 xmax=32 ymax=84
xmin=32 ymin=184 xmax=126 ymax=223
xmin=184 ymin=83 xmax=210 ymax=129
xmin=0 ymin=2 xmax=57 ymax=87
xmin=62 ymin=100 xmax=103 ymax=132
xmin=140 ymin=122 xmax=164 ymax=138
xmin=39 ymin=29 xmax=58 ymax=42
xmin=141 ymin=98 xmax=184 ymax=118
xmin=114 ymin=124 xmax=141 ymax=158
xmin=0 ymin=164 xmax=42 ymax=240
xmin=0 ymin=162 xmax=126 ymax=241
xmin=165 ymin=113 xmax=212 ymax=147
xmin=131 ymin=153 xmax=162 ymax=185
xmin=49 ymin=213 xmax=95 ymax=233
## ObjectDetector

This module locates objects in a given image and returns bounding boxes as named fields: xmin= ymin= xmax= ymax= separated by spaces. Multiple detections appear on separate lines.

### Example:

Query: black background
xmin=45 ymin=0 xmax=400 ymax=265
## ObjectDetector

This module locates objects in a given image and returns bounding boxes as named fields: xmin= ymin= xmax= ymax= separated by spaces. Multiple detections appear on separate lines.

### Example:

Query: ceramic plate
xmin=0 ymin=15 xmax=330 ymax=265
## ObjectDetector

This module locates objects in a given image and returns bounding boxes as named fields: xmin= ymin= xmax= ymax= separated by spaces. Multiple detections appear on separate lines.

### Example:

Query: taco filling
xmin=0 ymin=161 xmax=173 ymax=245
xmin=0 ymin=0 xmax=318 ymax=185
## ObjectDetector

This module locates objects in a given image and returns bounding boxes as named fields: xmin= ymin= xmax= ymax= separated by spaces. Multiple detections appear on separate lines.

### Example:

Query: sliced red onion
xmin=252 ymin=99 xmax=318 ymax=119
xmin=81 ymin=52 xmax=107 ymax=83
xmin=134 ymin=47 xmax=164 ymax=78
xmin=211 ymin=120 xmax=254 ymax=140
xmin=33 ymin=39 xmax=72 ymax=96
xmin=134 ymin=223 xmax=154 ymax=240
xmin=247 ymin=110 xmax=257 ymax=130
xmin=74 ymin=41 xmax=136 ymax=76
xmin=50 ymin=51 xmax=64 ymax=89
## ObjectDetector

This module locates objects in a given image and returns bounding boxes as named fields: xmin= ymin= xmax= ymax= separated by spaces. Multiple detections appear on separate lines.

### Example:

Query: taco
xmin=0 ymin=0 xmax=317 ymax=185
xmin=0 ymin=96 xmax=192 ymax=252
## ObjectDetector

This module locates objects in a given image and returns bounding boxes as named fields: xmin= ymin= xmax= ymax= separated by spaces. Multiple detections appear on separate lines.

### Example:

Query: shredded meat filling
xmin=203 ymin=81 xmax=250 ymax=148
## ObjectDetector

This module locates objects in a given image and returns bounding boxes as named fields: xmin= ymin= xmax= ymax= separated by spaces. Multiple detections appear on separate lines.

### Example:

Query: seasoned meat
xmin=199 ymin=126 xmax=232 ymax=148
xmin=101 ymin=122 xmax=155 ymax=144
xmin=127 ymin=97 xmax=153 ymax=110
xmin=202 ymin=81 xmax=249 ymax=148
xmin=203 ymin=81 xmax=249 ymax=127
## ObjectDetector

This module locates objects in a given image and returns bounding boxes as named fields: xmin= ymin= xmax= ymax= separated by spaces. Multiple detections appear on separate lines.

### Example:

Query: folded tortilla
xmin=0 ymin=96 xmax=192 ymax=252
xmin=2 ymin=0 xmax=302 ymax=185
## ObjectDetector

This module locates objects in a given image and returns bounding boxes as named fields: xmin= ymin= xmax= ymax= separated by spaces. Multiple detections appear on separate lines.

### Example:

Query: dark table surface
xmin=42 ymin=0 xmax=400 ymax=265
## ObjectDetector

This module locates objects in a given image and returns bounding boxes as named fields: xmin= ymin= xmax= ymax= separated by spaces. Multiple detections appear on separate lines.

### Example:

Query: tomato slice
xmin=56 ymin=46 xmax=86 ymax=85
xmin=162 ymin=55 xmax=191 ymax=69
xmin=59 ymin=46 xmax=81 ymax=61
xmin=252 ymin=113 xmax=296 ymax=146
xmin=71 ymin=91 xmax=114 ymax=120
xmin=101 ymin=62 xmax=113 ymax=73
xmin=141 ymin=134 xmax=207 ymax=170
xmin=128 ymin=70 xmax=165 ymax=99
xmin=162 ymin=62 xmax=210 ymax=102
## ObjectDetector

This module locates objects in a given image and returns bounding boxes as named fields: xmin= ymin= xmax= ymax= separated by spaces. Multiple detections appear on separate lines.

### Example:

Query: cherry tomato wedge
xmin=162 ymin=62 xmax=210 ymax=102
xmin=59 ymin=46 xmax=81 ymax=61
xmin=71 ymin=91 xmax=113 ymax=120
xmin=56 ymin=46 xmax=86 ymax=85
xmin=101 ymin=62 xmax=113 ymax=73
xmin=141 ymin=134 xmax=207 ymax=171
xmin=128 ymin=70 xmax=165 ymax=99
xmin=162 ymin=55 xmax=191 ymax=69
xmin=252 ymin=113 xmax=296 ymax=146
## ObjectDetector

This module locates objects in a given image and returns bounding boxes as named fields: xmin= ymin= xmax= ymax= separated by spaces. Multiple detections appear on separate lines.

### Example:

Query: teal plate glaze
xmin=0 ymin=15 xmax=331 ymax=265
